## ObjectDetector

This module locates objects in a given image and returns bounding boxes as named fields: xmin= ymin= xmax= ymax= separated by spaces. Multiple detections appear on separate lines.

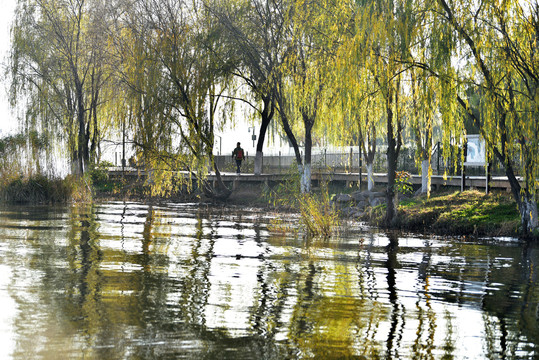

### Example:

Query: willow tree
xmin=115 ymin=0 xmax=234 ymax=198
xmin=353 ymin=0 xmax=418 ymax=225
xmin=0 ymin=133 xmax=27 ymax=183
xmin=331 ymin=6 xmax=384 ymax=191
xmin=117 ymin=23 xmax=172 ymax=187
xmin=9 ymin=0 xmax=113 ymax=175
xmin=399 ymin=0 xmax=464 ymax=197
xmin=280 ymin=0 xmax=341 ymax=193
xmin=327 ymin=67 xmax=383 ymax=191
xmin=435 ymin=0 xmax=539 ymax=234
xmin=209 ymin=0 xmax=289 ymax=175
xmin=409 ymin=69 xmax=438 ymax=195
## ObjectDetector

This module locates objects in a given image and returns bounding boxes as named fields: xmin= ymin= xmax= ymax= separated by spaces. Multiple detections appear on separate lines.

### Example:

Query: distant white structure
xmin=465 ymin=135 xmax=486 ymax=166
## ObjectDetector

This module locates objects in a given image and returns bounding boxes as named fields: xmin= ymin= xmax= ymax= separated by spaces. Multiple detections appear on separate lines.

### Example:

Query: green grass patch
xmin=368 ymin=190 xmax=522 ymax=237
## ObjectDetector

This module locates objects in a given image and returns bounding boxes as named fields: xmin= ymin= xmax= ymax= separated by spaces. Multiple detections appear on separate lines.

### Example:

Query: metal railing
xmin=214 ymin=145 xmax=514 ymax=177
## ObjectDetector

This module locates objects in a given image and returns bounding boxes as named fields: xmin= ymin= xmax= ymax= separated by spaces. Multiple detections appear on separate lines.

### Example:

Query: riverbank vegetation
xmin=0 ymin=133 xmax=70 ymax=203
xmin=4 ymin=0 xmax=539 ymax=238
xmin=0 ymin=175 xmax=70 ymax=204
xmin=0 ymin=172 xmax=96 ymax=205
xmin=363 ymin=190 xmax=528 ymax=238
xmin=263 ymin=167 xmax=339 ymax=237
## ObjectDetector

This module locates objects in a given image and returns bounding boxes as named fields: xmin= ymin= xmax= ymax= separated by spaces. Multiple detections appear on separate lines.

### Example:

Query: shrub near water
xmin=298 ymin=190 xmax=338 ymax=237
xmin=66 ymin=174 xmax=93 ymax=204
xmin=89 ymin=161 xmax=112 ymax=184
xmin=0 ymin=175 xmax=72 ymax=204
xmin=264 ymin=165 xmax=339 ymax=238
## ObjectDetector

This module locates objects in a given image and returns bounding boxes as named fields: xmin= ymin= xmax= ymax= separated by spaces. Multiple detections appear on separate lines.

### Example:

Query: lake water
xmin=0 ymin=201 xmax=537 ymax=359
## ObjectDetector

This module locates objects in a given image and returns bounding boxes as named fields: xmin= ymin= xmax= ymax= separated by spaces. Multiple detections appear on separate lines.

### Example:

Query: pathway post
xmin=485 ymin=150 xmax=491 ymax=195
xmin=437 ymin=141 xmax=441 ymax=174
xmin=349 ymin=147 xmax=353 ymax=173
xmin=461 ymin=143 xmax=467 ymax=192
xmin=359 ymin=144 xmax=362 ymax=190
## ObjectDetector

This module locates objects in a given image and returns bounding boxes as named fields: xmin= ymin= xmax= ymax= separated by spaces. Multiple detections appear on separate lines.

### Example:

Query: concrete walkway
xmin=109 ymin=167 xmax=513 ymax=191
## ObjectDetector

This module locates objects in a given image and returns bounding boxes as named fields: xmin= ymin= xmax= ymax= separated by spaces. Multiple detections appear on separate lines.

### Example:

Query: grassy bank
xmin=0 ymin=174 xmax=158 ymax=205
xmin=0 ymin=175 xmax=74 ymax=204
xmin=362 ymin=190 xmax=524 ymax=238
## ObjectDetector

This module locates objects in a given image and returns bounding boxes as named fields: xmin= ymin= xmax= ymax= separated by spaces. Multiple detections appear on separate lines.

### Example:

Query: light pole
xmin=214 ymin=135 xmax=222 ymax=155
xmin=248 ymin=126 xmax=256 ymax=148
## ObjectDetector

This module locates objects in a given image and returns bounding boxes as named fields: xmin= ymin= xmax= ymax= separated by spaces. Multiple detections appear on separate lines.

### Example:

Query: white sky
xmin=0 ymin=0 xmax=17 ymax=137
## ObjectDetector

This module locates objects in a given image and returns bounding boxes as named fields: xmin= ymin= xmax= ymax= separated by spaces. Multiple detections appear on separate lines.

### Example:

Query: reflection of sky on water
xmin=206 ymin=256 xmax=262 ymax=337
xmin=0 ymin=202 xmax=537 ymax=359
xmin=0 ymin=265 xmax=16 ymax=359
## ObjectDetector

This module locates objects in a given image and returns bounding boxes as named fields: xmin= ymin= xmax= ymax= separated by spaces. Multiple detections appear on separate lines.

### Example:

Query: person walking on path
xmin=232 ymin=142 xmax=244 ymax=174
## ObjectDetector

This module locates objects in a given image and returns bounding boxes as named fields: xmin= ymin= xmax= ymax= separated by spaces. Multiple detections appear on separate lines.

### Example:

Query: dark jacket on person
xmin=232 ymin=146 xmax=244 ymax=161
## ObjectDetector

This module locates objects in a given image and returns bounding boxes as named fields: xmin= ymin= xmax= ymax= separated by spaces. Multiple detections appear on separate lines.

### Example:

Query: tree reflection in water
xmin=412 ymin=238 xmax=437 ymax=359
xmin=0 ymin=202 xmax=538 ymax=359
xmin=385 ymin=233 xmax=403 ymax=359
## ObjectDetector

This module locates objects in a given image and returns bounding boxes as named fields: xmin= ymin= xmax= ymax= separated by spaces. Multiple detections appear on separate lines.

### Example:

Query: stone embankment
xmin=331 ymin=190 xmax=386 ymax=218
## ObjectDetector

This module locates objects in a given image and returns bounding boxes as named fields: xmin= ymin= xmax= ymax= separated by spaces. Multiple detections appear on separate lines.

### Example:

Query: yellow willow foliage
xmin=329 ymin=32 xmax=386 ymax=148
xmin=410 ymin=67 xmax=439 ymax=166
xmin=107 ymin=0 xmax=233 ymax=196
xmin=346 ymin=0 xmax=414 ymax=146
xmin=279 ymin=0 xmax=345 ymax=140
xmin=436 ymin=0 xmax=539 ymax=194
xmin=297 ymin=0 xmax=387 ymax=149
xmin=406 ymin=4 xmax=444 ymax=169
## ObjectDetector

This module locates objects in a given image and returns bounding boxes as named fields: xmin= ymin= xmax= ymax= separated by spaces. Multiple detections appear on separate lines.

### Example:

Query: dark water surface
xmin=0 ymin=202 xmax=538 ymax=359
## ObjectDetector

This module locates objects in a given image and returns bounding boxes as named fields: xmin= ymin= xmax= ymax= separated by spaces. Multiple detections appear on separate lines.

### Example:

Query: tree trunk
xmin=493 ymin=148 xmax=538 ymax=235
xmin=254 ymin=95 xmax=274 ymax=175
xmin=77 ymin=115 xmax=86 ymax=176
xmin=76 ymin=81 xmax=87 ymax=176
xmin=421 ymin=159 xmax=430 ymax=195
xmin=519 ymin=194 xmax=538 ymax=234
xmin=279 ymin=111 xmax=302 ymax=166
xmin=366 ymin=163 xmax=374 ymax=191
xmin=385 ymin=152 xmax=397 ymax=226
xmin=72 ymin=152 xmax=82 ymax=176
xmin=254 ymin=151 xmax=263 ymax=175
xmin=88 ymin=69 xmax=100 ymax=166
xmin=211 ymin=161 xmax=232 ymax=199
xmin=300 ymin=163 xmax=312 ymax=194
xmin=362 ymin=127 xmax=377 ymax=192
xmin=384 ymin=90 xmax=399 ymax=226
xmin=201 ymin=160 xmax=232 ymax=200
xmin=301 ymin=113 xmax=313 ymax=193
xmin=275 ymin=83 xmax=302 ymax=166
xmin=502 ymin=160 xmax=538 ymax=237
